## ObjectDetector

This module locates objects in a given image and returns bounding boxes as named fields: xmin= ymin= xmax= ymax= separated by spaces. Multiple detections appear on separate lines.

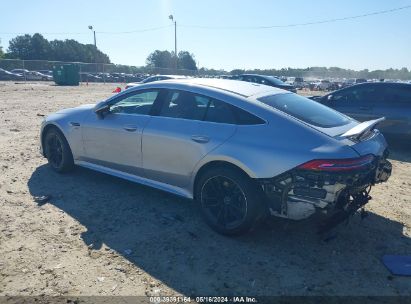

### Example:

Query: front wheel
xmin=44 ymin=128 xmax=74 ymax=173
xmin=196 ymin=167 xmax=264 ymax=236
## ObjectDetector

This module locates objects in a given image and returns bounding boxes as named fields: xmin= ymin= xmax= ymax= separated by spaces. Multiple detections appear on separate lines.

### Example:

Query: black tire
xmin=44 ymin=128 xmax=74 ymax=173
xmin=195 ymin=166 xmax=265 ymax=236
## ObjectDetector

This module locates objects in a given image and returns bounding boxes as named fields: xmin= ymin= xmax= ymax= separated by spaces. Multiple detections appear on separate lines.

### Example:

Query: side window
xmin=158 ymin=90 xmax=208 ymax=120
xmin=331 ymin=86 xmax=382 ymax=105
xmin=109 ymin=90 xmax=159 ymax=115
xmin=249 ymin=76 xmax=258 ymax=83
xmin=156 ymin=90 xmax=265 ymax=125
xmin=231 ymin=106 xmax=266 ymax=125
xmin=242 ymin=76 xmax=253 ymax=83
xmin=204 ymin=99 xmax=265 ymax=125
xmin=258 ymin=78 xmax=270 ymax=85
xmin=204 ymin=99 xmax=236 ymax=124
xmin=384 ymin=86 xmax=411 ymax=105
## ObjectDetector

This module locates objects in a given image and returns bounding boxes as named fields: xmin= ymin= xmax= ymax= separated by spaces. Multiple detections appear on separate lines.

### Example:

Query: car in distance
xmin=237 ymin=74 xmax=297 ymax=93
xmin=125 ymin=75 xmax=189 ymax=89
xmin=0 ymin=68 xmax=24 ymax=80
xmin=40 ymin=79 xmax=391 ymax=235
xmin=310 ymin=82 xmax=411 ymax=138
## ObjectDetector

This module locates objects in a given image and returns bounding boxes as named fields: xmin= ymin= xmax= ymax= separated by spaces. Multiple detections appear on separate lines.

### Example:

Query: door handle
xmin=359 ymin=106 xmax=371 ymax=110
xmin=191 ymin=135 xmax=210 ymax=143
xmin=123 ymin=125 xmax=138 ymax=132
xmin=69 ymin=122 xmax=80 ymax=127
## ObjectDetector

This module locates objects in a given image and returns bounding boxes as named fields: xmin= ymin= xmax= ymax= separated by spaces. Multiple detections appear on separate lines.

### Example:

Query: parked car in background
xmin=8 ymin=69 xmax=52 ymax=81
xmin=314 ymin=80 xmax=333 ymax=91
xmin=79 ymin=73 xmax=102 ymax=82
xmin=341 ymin=78 xmax=368 ymax=88
xmin=310 ymin=82 xmax=411 ymax=138
xmin=293 ymin=77 xmax=305 ymax=89
xmin=40 ymin=78 xmax=391 ymax=235
xmin=125 ymin=75 xmax=189 ymax=89
xmin=0 ymin=68 xmax=24 ymax=81
xmin=237 ymin=74 xmax=297 ymax=93
xmin=285 ymin=77 xmax=304 ymax=88
xmin=26 ymin=71 xmax=52 ymax=81
xmin=10 ymin=69 xmax=30 ymax=76
xmin=355 ymin=78 xmax=367 ymax=84
xmin=37 ymin=70 xmax=53 ymax=77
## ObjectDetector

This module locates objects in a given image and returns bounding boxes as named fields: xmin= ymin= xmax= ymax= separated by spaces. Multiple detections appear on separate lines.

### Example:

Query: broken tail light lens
xmin=298 ymin=154 xmax=375 ymax=172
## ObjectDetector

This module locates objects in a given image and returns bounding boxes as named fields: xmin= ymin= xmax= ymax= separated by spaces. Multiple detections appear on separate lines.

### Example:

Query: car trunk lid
xmin=314 ymin=117 xmax=388 ymax=157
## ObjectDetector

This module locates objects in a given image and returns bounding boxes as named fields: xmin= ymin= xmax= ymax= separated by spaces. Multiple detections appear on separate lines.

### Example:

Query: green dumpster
xmin=52 ymin=64 xmax=80 ymax=86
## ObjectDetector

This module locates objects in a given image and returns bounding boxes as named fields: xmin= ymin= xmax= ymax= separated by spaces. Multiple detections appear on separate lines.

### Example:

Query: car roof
xmin=159 ymin=78 xmax=285 ymax=97
xmin=345 ymin=82 xmax=411 ymax=88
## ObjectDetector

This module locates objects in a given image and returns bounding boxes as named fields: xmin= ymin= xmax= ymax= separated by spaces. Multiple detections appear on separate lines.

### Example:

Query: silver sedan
xmin=40 ymin=79 xmax=392 ymax=235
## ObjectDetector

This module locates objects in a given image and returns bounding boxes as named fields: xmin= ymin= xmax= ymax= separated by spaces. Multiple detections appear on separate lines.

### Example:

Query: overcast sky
xmin=1 ymin=0 xmax=410 ymax=71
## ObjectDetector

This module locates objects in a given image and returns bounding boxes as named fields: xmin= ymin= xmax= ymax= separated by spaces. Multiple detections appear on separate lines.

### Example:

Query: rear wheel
xmin=196 ymin=167 xmax=264 ymax=236
xmin=44 ymin=128 xmax=74 ymax=173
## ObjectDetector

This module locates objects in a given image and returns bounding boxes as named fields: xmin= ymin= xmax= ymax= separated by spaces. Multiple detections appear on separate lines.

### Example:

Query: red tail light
xmin=298 ymin=154 xmax=375 ymax=172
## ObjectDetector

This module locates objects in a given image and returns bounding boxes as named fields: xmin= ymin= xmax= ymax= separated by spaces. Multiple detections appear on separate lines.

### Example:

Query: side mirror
xmin=94 ymin=101 xmax=110 ymax=117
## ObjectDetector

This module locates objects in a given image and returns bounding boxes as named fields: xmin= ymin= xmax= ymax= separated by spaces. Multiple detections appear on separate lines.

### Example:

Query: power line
xmin=0 ymin=4 xmax=410 ymax=36
xmin=97 ymin=25 xmax=172 ymax=34
xmin=180 ymin=4 xmax=411 ymax=30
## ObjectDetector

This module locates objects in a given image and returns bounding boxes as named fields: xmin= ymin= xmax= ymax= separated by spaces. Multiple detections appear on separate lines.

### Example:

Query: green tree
xmin=31 ymin=33 xmax=51 ymax=60
xmin=177 ymin=51 xmax=197 ymax=70
xmin=146 ymin=50 xmax=174 ymax=69
xmin=6 ymin=33 xmax=110 ymax=63
xmin=146 ymin=50 xmax=198 ymax=70
xmin=7 ymin=34 xmax=33 ymax=59
xmin=0 ymin=39 xmax=4 ymax=58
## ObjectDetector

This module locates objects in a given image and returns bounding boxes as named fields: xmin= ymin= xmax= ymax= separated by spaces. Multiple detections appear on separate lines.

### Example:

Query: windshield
xmin=258 ymin=93 xmax=350 ymax=128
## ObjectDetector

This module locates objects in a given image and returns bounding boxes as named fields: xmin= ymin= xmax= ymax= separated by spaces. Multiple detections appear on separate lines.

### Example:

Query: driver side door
xmin=81 ymin=89 xmax=164 ymax=176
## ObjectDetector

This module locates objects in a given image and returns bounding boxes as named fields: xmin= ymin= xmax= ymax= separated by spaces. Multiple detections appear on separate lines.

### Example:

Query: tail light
xmin=298 ymin=154 xmax=375 ymax=172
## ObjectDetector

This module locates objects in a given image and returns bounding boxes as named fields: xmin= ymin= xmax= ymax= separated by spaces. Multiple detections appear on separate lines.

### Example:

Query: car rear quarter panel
xmin=192 ymin=118 xmax=360 ymax=184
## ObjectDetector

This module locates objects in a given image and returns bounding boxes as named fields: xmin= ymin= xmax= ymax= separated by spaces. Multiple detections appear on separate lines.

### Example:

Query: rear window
xmin=258 ymin=93 xmax=350 ymax=128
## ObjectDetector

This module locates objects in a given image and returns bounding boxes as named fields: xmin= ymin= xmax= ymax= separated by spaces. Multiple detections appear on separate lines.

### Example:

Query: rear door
xmin=142 ymin=90 xmax=236 ymax=189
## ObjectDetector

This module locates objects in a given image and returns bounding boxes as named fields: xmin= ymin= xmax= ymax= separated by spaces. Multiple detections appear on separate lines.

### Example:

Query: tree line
xmin=1 ymin=34 xmax=410 ymax=79
xmin=3 ymin=34 xmax=110 ymax=63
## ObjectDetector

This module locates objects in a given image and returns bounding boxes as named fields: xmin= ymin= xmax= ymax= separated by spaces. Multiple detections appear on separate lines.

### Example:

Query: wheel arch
xmin=192 ymin=159 xmax=255 ymax=200
xmin=41 ymin=123 xmax=70 ymax=157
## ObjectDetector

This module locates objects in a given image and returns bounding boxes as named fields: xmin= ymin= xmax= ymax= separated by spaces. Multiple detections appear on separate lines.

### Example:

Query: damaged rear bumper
xmin=258 ymin=151 xmax=392 ymax=231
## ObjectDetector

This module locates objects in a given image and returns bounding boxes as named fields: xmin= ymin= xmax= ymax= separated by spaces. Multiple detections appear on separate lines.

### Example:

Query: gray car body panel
xmin=316 ymin=83 xmax=411 ymax=137
xmin=40 ymin=79 xmax=388 ymax=200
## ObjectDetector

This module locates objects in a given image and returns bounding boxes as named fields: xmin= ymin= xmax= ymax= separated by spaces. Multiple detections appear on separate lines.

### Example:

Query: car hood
xmin=54 ymin=103 xmax=95 ymax=115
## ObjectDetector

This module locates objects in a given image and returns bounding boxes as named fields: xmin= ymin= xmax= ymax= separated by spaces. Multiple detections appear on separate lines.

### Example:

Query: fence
xmin=0 ymin=59 xmax=203 ymax=83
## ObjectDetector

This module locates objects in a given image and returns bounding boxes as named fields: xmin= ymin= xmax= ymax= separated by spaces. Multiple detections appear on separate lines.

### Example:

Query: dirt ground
xmin=0 ymin=81 xmax=410 ymax=297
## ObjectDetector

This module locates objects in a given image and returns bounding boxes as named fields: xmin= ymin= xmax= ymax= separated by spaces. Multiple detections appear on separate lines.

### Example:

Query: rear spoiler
xmin=341 ymin=117 xmax=385 ymax=139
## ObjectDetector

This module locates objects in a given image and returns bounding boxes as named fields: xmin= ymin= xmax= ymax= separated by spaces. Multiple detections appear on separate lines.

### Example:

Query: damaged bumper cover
xmin=259 ymin=151 xmax=392 ymax=231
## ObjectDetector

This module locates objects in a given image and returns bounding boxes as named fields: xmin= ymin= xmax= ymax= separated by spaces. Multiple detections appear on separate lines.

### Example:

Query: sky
xmin=0 ymin=0 xmax=410 ymax=71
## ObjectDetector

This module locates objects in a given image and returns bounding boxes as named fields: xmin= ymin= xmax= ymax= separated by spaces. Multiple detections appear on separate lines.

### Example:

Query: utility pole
xmin=169 ymin=15 xmax=177 ymax=71
xmin=88 ymin=25 xmax=98 ymax=77
xmin=88 ymin=25 xmax=97 ymax=48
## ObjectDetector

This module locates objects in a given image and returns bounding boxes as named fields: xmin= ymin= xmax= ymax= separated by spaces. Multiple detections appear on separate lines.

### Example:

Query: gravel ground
xmin=0 ymin=81 xmax=410 ymax=297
